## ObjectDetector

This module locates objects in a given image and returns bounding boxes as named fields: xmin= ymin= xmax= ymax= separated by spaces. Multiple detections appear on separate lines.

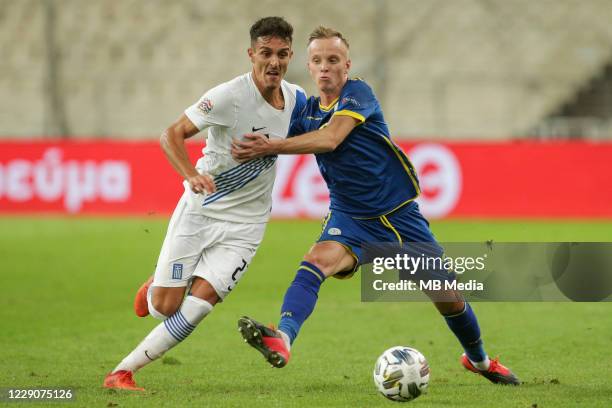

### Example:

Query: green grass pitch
xmin=1 ymin=217 xmax=611 ymax=407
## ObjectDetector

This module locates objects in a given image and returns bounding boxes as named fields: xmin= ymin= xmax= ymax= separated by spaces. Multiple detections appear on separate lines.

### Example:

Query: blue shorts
xmin=318 ymin=201 xmax=451 ymax=280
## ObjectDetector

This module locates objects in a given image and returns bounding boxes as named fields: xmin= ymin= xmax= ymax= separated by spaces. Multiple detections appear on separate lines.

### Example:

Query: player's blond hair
xmin=307 ymin=26 xmax=350 ymax=49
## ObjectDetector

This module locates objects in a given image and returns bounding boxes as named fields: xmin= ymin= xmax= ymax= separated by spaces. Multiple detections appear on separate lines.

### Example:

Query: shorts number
xmin=227 ymin=259 xmax=248 ymax=292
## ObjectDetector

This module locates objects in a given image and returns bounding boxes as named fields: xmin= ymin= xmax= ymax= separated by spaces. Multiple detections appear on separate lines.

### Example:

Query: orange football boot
xmin=238 ymin=316 xmax=290 ymax=368
xmin=134 ymin=276 xmax=153 ymax=317
xmin=103 ymin=370 xmax=144 ymax=391
xmin=461 ymin=354 xmax=520 ymax=385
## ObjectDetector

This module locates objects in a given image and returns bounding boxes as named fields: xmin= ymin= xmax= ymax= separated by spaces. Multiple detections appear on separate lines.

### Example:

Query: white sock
xmin=113 ymin=296 xmax=213 ymax=373
xmin=279 ymin=330 xmax=291 ymax=351
xmin=470 ymin=356 xmax=491 ymax=371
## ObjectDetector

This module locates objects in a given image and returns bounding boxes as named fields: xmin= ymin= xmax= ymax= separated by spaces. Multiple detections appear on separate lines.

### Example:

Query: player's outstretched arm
xmin=160 ymin=113 xmax=216 ymax=194
xmin=231 ymin=115 xmax=359 ymax=161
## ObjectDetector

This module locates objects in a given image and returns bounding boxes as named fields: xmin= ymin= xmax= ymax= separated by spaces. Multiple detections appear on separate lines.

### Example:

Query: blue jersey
xmin=289 ymin=78 xmax=420 ymax=218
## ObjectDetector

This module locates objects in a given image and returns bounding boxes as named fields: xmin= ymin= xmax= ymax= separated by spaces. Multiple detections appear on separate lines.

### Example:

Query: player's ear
xmin=248 ymin=47 xmax=255 ymax=62
xmin=346 ymin=58 xmax=352 ymax=73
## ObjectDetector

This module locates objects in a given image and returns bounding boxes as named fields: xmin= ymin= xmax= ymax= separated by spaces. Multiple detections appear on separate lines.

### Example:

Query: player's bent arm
xmin=160 ymin=114 xmax=216 ymax=194
xmin=232 ymin=115 xmax=359 ymax=161
xmin=276 ymin=115 xmax=358 ymax=154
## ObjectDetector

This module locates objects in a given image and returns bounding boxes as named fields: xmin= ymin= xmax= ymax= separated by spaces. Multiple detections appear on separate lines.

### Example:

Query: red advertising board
xmin=0 ymin=140 xmax=610 ymax=218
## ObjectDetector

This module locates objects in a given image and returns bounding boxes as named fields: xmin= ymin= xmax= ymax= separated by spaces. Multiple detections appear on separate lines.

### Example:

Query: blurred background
xmin=2 ymin=0 xmax=612 ymax=140
xmin=1 ymin=4 xmax=611 ymax=405
xmin=0 ymin=0 xmax=611 ymax=218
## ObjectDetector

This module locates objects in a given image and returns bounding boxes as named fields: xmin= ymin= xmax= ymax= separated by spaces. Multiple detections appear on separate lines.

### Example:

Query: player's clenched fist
xmin=187 ymin=173 xmax=216 ymax=195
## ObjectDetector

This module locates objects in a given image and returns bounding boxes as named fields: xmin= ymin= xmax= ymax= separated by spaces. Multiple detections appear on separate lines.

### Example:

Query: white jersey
xmin=184 ymin=72 xmax=305 ymax=224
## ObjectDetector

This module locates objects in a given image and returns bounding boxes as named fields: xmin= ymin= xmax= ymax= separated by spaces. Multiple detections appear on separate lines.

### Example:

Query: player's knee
xmin=151 ymin=294 xmax=182 ymax=317
xmin=303 ymin=252 xmax=336 ymax=276
xmin=435 ymin=299 xmax=465 ymax=316
xmin=304 ymin=243 xmax=356 ymax=278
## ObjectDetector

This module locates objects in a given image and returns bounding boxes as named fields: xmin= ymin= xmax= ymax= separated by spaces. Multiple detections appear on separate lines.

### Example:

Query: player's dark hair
xmin=308 ymin=26 xmax=350 ymax=49
xmin=250 ymin=17 xmax=293 ymax=46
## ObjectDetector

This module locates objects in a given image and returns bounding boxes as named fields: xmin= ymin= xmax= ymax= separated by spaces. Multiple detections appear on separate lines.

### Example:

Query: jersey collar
xmin=318 ymin=96 xmax=339 ymax=112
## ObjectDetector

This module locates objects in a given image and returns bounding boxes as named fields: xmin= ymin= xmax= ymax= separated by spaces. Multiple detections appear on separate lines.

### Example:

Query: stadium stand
xmin=534 ymin=61 xmax=612 ymax=139
xmin=1 ymin=0 xmax=612 ymax=139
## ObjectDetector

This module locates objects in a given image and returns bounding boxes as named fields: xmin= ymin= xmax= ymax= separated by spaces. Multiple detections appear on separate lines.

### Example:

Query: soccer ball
xmin=373 ymin=346 xmax=430 ymax=402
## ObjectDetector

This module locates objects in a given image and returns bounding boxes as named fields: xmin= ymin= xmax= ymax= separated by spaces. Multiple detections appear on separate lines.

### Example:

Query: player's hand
xmin=187 ymin=173 xmax=216 ymax=195
xmin=231 ymin=133 xmax=273 ymax=162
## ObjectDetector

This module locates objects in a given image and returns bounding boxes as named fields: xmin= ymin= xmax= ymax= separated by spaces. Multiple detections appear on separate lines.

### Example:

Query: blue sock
xmin=278 ymin=261 xmax=325 ymax=344
xmin=443 ymin=302 xmax=487 ymax=362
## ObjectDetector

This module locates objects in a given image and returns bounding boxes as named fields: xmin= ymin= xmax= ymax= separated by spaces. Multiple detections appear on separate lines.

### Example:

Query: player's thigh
xmin=192 ymin=222 xmax=266 ymax=301
xmin=304 ymin=241 xmax=357 ymax=277
xmin=388 ymin=202 xmax=439 ymax=244
xmin=152 ymin=193 xmax=217 ymax=308
xmin=387 ymin=203 xmax=462 ymax=311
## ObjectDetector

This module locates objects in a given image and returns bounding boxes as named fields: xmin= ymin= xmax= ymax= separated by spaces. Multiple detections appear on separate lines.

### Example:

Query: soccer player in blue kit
xmin=232 ymin=26 xmax=519 ymax=385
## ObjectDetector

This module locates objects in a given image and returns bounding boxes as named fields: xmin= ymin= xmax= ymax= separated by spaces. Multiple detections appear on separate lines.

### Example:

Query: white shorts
xmin=153 ymin=192 xmax=266 ymax=300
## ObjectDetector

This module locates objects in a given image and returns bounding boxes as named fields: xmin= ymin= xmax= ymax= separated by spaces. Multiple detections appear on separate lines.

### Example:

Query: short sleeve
xmin=184 ymin=82 xmax=236 ymax=131
xmin=333 ymin=79 xmax=377 ymax=124
xmin=288 ymin=88 xmax=308 ymax=137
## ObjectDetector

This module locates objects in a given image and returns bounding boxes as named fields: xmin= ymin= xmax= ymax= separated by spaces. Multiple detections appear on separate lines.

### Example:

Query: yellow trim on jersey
xmin=333 ymin=110 xmax=365 ymax=124
xmin=382 ymin=136 xmax=421 ymax=195
xmin=322 ymin=211 xmax=332 ymax=230
xmin=300 ymin=265 xmax=324 ymax=282
xmin=338 ymin=242 xmax=359 ymax=272
xmin=318 ymin=211 xmax=332 ymax=239
xmin=380 ymin=215 xmax=403 ymax=244
xmin=319 ymin=97 xmax=339 ymax=112
xmin=352 ymin=136 xmax=421 ymax=220
xmin=373 ymin=198 xmax=417 ymax=219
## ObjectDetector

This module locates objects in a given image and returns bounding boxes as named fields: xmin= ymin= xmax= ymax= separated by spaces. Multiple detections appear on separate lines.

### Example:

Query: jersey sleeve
xmin=333 ymin=79 xmax=377 ymax=124
xmin=288 ymin=87 xmax=308 ymax=137
xmin=184 ymin=82 xmax=237 ymax=131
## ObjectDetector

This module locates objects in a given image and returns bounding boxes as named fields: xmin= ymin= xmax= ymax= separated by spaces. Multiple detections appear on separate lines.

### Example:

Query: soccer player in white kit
xmin=103 ymin=17 xmax=305 ymax=391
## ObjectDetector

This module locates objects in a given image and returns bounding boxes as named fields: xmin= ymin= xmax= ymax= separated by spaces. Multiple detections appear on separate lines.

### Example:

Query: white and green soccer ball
xmin=373 ymin=346 xmax=430 ymax=402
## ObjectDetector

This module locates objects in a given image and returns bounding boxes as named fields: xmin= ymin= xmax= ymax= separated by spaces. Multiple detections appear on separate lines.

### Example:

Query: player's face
xmin=249 ymin=36 xmax=293 ymax=91
xmin=307 ymin=38 xmax=351 ymax=95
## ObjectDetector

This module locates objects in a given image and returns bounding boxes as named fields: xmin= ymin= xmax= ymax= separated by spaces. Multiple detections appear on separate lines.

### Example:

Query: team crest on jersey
xmin=341 ymin=96 xmax=360 ymax=108
xmin=172 ymin=263 xmax=183 ymax=280
xmin=328 ymin=227 xmax=342 ymax=236
xmin=197 ymin=98 xmax=213 ymax=114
